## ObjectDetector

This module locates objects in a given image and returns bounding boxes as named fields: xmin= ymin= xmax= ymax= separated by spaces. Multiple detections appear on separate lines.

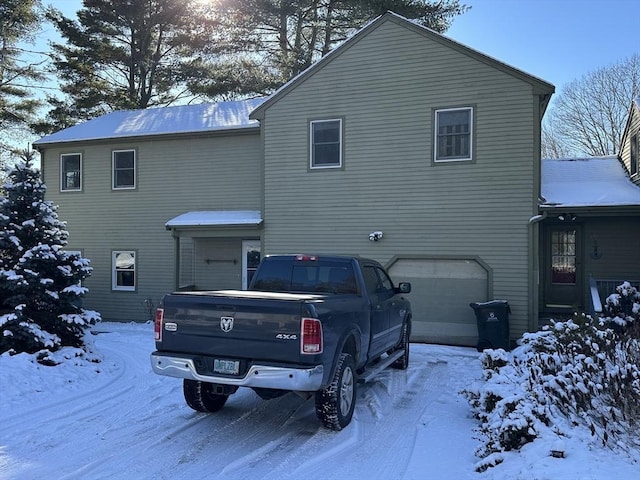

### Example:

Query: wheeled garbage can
xmin=469 ymin=300 xmax=510 ymax=351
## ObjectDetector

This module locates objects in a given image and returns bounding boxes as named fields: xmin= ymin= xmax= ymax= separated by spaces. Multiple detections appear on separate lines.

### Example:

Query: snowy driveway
xmin=0 ymin=323 xmax=479 ymax=480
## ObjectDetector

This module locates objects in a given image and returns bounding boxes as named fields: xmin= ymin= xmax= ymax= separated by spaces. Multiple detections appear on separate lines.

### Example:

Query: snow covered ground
xmin=1 ymin=322 xmax=637 ymax=480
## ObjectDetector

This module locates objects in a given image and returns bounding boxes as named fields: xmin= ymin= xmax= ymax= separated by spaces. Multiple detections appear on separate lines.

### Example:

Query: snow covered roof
xmin=34 ymin=98 xmax=267 ymax=146
xmin=541 ymin=156 xmax=640 ymax=208
xmin=165 ymin=210 xmax=263 ymax=228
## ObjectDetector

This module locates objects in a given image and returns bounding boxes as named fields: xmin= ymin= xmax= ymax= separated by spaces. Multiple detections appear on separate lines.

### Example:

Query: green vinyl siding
xmin=621 ymin=103 xmax=640 ymax=184
xmin=40 ymin=131 xmax=262 ymax=321
xmin=259 ymin=18 xmax=546 ymax=339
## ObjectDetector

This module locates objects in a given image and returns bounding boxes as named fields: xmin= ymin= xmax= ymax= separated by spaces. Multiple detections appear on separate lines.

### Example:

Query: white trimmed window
xmin=112 ymin=250 xmax=136 ymax=291
xmin=310 ymin=119 xmax=342 ymax=169
xmin=112 ymin=149 xmax=136 ymax=189
xmin=61 ymin=153 xmax=82 ymax=191
xmin=434 ymin=107 xmax=473 ymax=162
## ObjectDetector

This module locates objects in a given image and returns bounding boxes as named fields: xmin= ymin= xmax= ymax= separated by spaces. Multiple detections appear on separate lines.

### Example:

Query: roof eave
xmin=33 ymin=125 xmax=260 ymax=149
xmin=540 ymin=204 xmax=640 ymax=216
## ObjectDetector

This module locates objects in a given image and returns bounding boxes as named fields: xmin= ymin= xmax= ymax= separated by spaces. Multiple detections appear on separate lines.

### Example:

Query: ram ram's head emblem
xmin=220 ymin=316 xmax=234 ymax=333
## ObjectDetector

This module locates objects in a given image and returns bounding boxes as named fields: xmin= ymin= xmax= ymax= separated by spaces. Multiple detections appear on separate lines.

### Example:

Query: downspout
xmin=528 ymin=210 xmax=547 ymax=332
xmin=528 ymin=211 xmax=547 ymax=224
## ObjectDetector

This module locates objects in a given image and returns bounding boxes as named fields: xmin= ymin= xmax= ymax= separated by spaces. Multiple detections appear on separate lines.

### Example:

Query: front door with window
xmin=543 ymin=225 xmax=583 ymax=310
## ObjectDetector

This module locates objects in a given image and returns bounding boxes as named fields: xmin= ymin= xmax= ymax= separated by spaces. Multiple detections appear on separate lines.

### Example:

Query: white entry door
xmin=242 ymin=240 xmax=261 ymax=289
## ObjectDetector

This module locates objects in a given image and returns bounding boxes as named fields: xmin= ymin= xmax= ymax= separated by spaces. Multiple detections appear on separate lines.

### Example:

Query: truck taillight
xmin=301 ymin=318 xmax=323 ymax=354
xmin=154 ymin=308 xmax=164 ymax=341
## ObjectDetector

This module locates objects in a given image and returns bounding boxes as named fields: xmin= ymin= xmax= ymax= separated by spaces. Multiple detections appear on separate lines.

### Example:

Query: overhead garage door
xmin=388 ymin=258 xmax=489 ymax=346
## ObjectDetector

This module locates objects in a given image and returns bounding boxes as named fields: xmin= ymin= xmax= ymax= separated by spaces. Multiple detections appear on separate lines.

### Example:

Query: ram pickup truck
xmin=151 ymin=254 xmax=411 ymax=430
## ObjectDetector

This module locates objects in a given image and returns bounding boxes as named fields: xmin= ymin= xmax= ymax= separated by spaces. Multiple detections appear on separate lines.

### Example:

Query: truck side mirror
xmin=397 ymin=282 xmax=411 ymax=294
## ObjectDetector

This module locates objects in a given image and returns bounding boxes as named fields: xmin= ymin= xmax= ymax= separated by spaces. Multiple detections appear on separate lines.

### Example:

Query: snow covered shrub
xmin=463 ymin=286 xmax=640 ymax=467
xmin=602 ymin=281 xmax=640 ymax=337
xmin=0 ymin=153 xmax=100 ymax=362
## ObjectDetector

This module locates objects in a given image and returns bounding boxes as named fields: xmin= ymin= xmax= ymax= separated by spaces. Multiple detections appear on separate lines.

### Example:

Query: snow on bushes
xmin=463 ymin=282 xmax=640 ymax=472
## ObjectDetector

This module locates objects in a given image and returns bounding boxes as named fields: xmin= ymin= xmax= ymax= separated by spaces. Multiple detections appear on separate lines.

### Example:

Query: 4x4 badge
xmin=220 ymin=317 xmax=234 ymax=332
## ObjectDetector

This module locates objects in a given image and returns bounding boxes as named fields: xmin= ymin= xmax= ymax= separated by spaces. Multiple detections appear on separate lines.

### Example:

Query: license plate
xmin=213 ymin=359 xmax=240 ymax=375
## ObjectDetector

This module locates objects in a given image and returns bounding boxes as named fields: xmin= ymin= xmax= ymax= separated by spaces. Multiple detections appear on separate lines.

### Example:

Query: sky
xmin=446 ymin=0 xmax=639 ymax=95
xmin=1 ymin=321 xmax=638 ymax=479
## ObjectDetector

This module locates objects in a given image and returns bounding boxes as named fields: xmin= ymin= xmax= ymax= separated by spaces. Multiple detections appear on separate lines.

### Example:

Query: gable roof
xmin=34 ymin=98 xmax=267 ymax=146
xmin=541 ymin=156 xmax=640 ymax=208
xmin=250 ymin=12 xmax=554 ymax=120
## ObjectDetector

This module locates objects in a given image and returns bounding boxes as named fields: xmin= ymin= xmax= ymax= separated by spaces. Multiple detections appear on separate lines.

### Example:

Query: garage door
xmin=388 ymin=258 xmax=489 ymax=346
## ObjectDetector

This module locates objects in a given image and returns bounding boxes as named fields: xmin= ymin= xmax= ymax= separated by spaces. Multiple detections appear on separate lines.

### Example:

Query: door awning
xmin=165 ymin=210 xmax=263 ymax=229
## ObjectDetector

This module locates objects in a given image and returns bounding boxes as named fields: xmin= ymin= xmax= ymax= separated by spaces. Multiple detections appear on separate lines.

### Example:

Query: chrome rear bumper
xmin=150 ymin=352 xmax=324 ymax=392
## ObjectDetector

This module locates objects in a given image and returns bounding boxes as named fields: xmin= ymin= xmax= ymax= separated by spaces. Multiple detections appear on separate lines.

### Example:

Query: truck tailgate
xmin=159 ymin=290 xmax=321 ymax=364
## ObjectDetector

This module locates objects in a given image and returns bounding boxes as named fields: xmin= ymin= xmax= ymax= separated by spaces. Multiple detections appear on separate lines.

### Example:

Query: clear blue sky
xmin=447 ymin=0 xmax=639 ymax=93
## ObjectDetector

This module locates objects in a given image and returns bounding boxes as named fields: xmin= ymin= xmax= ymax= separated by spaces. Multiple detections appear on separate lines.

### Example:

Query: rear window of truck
xmin=251 ymin=258 xmax=357 ymax=294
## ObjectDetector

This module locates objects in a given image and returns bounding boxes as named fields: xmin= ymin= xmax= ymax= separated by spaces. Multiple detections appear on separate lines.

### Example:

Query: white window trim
xmin=60 ymin=153 xmax=82 ymax=192
xmin=112 ymin=250 xmax=136 ymax=291
xmin=309 ymin=118 xmax=343 ymax=169
xmin=434 ymin=107 xmax=473 ymax=163
xmin=631 ymin=133 xmax=638 ymax=176
xmin=242 ymin=240 xmax=261 ymax=290
xmin=112 ymin=149 xmax=136 ymax=190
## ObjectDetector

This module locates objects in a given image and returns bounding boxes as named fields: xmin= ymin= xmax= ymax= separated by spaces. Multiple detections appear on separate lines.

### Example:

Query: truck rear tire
xmin=315 ymin=353 xmax=357 ymax=431
xmin=183 ymin=379 xmax=228 ymax=413
xmin=391 ymin=320 xmax=410 ymax=370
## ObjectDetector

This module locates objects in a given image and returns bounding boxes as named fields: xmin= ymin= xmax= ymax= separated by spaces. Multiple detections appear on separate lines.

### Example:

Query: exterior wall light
xmin=369 ymin=231 xmax=383 ymax=241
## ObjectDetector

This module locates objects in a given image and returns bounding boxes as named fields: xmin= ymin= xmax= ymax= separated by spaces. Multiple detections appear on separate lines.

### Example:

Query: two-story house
xmin=33 ymin=13 xmax=640 ymax=346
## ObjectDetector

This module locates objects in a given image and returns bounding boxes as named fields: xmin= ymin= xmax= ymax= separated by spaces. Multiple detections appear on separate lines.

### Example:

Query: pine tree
xmin=37 ymin=0 xmax=245 ymax=133
xmin=0 ymin=0 xmax=43 ymax=130
xmin=0 ymin=150 xmax=100 ymax=361
xmin=209 ymin=0 xmax=469 ymax=83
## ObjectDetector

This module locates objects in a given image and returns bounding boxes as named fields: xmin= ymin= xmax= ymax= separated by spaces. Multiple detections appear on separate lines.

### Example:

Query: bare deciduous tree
xmin=542 ymin=54 xmax=640 ymax=158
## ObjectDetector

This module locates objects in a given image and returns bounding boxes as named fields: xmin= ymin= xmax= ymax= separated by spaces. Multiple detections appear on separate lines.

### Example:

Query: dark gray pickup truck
xmin=151 ymin=254 xmax=411 ymax=430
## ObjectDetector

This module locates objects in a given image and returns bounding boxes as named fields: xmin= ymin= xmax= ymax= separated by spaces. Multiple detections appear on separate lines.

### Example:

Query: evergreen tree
xmin=0 ymin=0 xmax=43 ymax=129
xmin=0 ymin=150 xmax=100 ymax=361
xmin=1 ymin=0 xmax=46 ymax=165
xmin=207 ymin=0 xmax=469 ymax=83
xmin=36 ymin=0 xmax=258 ymax=133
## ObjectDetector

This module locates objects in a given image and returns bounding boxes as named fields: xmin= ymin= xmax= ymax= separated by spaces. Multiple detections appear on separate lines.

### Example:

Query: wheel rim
xmin=340 ymin=366 xmax=354 ymax=415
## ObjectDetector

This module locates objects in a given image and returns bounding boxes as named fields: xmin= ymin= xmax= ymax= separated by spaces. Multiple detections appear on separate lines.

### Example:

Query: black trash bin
xmin=469 ymin=300 xmax=510 ymax=352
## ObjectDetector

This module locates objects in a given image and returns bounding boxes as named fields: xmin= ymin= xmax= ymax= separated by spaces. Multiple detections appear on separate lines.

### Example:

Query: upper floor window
xmin=434 ymin=107 xmax=473 ymax=162
xmin=113 ymin=149 xmax=136 ymax=189
xmin=310 ymin=119 xmax=342 ymax=169
xmin=112 ymin=250 xmax=136 ymax=291
xmin=631 ymin=134 xmax=638 ymax=176
xmin=61 ymin=153 xmax=82 ymax=191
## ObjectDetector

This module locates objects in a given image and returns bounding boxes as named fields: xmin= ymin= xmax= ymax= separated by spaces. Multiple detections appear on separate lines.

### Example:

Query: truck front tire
xmin=315 ymin=353 xmax=357 ymax=431
xmin=183 ymin=379 xmax=229 ymax=413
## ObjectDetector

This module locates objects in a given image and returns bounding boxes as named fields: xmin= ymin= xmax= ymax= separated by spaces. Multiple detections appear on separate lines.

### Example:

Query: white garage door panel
xmin=388 ymin=258 xmax=488 ymax=346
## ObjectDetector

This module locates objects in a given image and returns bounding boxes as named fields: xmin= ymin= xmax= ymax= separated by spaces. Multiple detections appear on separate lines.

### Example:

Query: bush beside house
xmin=463 ymin=282 xmax=640 ymax=471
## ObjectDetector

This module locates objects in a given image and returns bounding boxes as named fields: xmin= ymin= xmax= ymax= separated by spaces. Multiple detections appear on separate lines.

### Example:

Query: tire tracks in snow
xmin=280 ymin=358 xmax=450 ymax=480
xmin=209 ymin=354 xmax=452 ymax=480
xmin=3 ymin=332 xmax=474 ymax=480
